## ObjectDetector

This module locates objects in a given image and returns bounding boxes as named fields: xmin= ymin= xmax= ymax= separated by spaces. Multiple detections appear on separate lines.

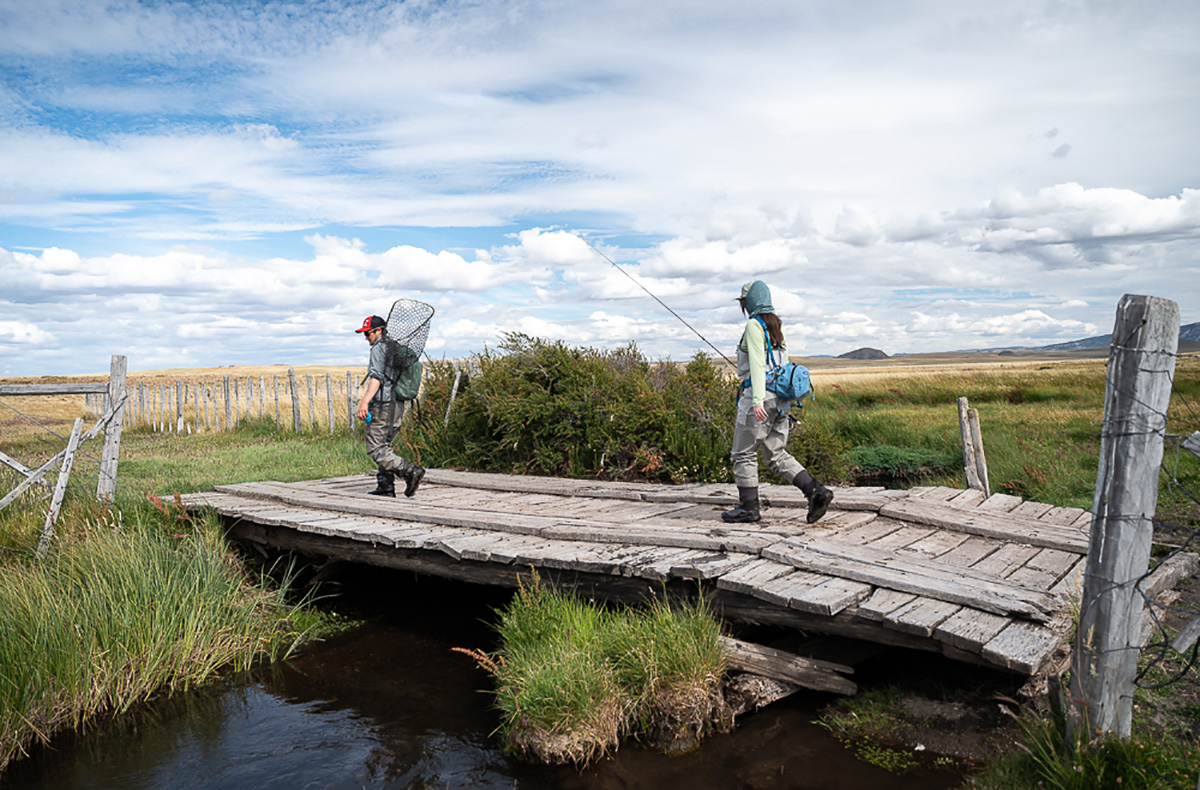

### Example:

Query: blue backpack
xmin=752 ymin=316 xmax=812 ymax=407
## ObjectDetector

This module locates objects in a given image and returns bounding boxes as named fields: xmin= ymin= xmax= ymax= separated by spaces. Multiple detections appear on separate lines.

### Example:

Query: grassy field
xmin=2 ymin=346 xmax=1199 ymax=786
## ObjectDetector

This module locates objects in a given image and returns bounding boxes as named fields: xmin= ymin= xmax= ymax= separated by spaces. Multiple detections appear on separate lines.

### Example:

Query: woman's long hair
xmin=740 ymin=298 xmax=784 ymax=347
xmin=758 ymin=313 xmax=784 ymax=348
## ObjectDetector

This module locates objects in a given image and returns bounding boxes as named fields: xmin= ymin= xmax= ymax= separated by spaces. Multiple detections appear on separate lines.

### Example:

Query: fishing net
xmin=383 ymin=298 xmax=435 ymax=371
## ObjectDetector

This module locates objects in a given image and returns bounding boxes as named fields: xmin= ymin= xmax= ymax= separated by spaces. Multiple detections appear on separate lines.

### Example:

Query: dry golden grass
xmin=0 ymin=364 xmax=368 ymax=429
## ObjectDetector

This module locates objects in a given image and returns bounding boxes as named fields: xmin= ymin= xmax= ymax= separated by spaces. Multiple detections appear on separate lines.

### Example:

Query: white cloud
xmin=0 ymin=1 xmax=1197 ymax=374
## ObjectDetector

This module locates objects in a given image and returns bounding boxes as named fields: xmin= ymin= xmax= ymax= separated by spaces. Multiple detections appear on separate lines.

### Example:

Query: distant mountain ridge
xmin=1038 ymin=321 xmax=1200 ymax=351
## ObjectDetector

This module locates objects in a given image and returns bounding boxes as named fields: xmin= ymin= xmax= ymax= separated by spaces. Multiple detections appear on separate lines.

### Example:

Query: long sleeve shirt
xmin=737 ymin=319 xmax=788 ymax=407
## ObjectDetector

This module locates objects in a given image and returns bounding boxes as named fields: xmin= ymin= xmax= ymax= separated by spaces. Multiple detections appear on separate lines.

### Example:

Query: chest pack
xmin=751 ymin=316 xmax=812 ymax=406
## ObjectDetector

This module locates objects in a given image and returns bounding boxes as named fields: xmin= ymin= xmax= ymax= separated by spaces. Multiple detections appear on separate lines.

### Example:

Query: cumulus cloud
xmin=0 ymin=1 xmax=1197 ymax=374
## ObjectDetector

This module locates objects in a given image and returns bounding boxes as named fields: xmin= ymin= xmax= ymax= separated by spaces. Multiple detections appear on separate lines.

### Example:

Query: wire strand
xmin=583 ymin=240 xmax=736 ymax=369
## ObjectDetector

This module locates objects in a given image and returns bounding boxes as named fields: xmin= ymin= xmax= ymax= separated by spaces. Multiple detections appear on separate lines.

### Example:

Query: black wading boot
xmin=722 ymin=485 xmax=761 ymax=523
xmin=368 ymin=469 xmax=396 ymax=497
xmin=401 ymin=464 xmax=426 ymax=498
xmin=793 ymin=470 xmax=834 ymax=524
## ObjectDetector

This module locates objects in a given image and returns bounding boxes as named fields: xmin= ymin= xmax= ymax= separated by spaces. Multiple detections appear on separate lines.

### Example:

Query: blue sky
xmin=1 ymin=0 xmax=1198 ymax=376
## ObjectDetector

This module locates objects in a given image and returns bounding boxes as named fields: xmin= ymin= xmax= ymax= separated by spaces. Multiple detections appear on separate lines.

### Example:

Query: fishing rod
xmin=583 ymin=240 xmax=737 ymax=369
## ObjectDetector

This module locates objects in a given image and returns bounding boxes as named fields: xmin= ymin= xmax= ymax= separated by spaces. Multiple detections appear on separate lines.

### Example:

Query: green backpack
xmin=392 ymin=358 xmax=423 ymax=401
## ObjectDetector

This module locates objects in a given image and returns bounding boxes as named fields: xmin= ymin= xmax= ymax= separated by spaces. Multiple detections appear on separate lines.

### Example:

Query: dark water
xmin=4 ymin=572 xmax=965 ymax=790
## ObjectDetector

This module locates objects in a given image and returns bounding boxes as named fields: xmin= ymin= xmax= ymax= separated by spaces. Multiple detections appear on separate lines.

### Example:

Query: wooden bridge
xmin=179 ymin=469 xmax=1168 ymax=690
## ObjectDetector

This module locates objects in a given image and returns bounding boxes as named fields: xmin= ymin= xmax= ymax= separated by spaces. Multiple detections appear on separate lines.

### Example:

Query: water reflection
xmin=4 ymin=573 xmax=963 ymax=789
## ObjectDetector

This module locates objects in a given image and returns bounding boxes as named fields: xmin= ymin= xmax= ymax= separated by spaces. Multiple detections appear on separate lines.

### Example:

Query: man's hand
xmin=357 ymin=378 xmax=382 ymax=420
xmin=753 ymin=405 xmax=767 ymax=421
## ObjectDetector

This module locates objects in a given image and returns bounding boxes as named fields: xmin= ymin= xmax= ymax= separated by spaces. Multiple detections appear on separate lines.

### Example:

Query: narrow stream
xmin=5 ymin=571 xmax=966 ymax=789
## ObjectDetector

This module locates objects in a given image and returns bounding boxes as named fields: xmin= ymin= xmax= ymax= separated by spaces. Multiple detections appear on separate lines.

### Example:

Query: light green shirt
xmin=737 ymin=319 xmax=788 ymax=407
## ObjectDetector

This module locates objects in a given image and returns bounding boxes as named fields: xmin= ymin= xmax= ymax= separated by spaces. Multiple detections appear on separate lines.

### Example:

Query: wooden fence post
xmin=1069 ymin=294 xmax=1179 ymax=741
xmin=968 ymin=408 xmax=989 ymax=496
xmin=288 ymin=368 xmax=301 ymax=433
xmin=96 ymin=355 xmax=127 ymax=501
xmin=38 ymin=418 xmax=83 ymax=556
xmin=957 ymin=397 xmax=983 ymax=492
xmin=346 ymin=371 xmax=355 ymax=430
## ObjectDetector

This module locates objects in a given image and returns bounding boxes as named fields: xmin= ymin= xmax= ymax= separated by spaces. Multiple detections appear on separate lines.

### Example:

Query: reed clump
xmin=0 ymin=503 xmax=320 ymax=773
xmin=456 ymin=575 xmax=729 ymax=765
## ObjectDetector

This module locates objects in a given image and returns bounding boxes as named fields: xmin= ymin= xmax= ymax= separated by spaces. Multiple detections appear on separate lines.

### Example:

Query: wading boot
xmin=368 ymin=469 xmax=395 ymax=497
xmin=402 ymin=464 xmax=426 ymax=498
xmin=793 ymin=470 xmax=834 ymax=524
xmin=722 ymin=485 xmax=761 ymax=523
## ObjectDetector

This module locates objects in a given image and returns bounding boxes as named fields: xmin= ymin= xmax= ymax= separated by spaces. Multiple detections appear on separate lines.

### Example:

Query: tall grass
xmin=972 ymin=709 xmax=1200 ymax=789
xmin=458 ymin=577 xmax=728 ymax=764
xmin=0 ymin=505 xmax=322 ymax=772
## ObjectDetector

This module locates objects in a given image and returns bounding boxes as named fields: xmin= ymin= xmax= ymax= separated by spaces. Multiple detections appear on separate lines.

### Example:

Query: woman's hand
xmin=753 ymin=405 xmax=767 ymax=422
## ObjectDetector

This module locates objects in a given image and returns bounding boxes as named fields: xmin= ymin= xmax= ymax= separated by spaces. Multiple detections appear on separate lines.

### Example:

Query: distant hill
xmin=974 ymin=321 xmax=1200 ymax=354
xmin=1039 ymin=321 xmax=1200 ymax=351
xmin=838 ymin=347 xmax=889 ymax=360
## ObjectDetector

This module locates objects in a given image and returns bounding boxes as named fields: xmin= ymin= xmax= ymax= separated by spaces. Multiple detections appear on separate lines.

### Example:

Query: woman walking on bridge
xmin=723 ymin=280 xmax=833 ymax=525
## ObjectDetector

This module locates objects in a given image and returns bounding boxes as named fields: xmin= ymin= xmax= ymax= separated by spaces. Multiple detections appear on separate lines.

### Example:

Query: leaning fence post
xmin=445 ymin=367 xmax=462 ymax=427
xmin=1068 ymin=294 xmax=1179 ymax=742
xmin=96 ymin=355 xmax=127 ymax=502
xmin=967 ymin=407 xmax=989 ymax=495
xmin=39 ymin=418 xmax=83 ymax=556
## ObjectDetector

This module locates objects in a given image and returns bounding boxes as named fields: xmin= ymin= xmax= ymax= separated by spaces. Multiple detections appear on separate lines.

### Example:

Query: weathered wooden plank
xmin=975 ymin=493 xmax=1025 ymax=512
xmin=778 ymin=486 xmax=904 ymax=512
xmin=857 ymin=589 xmax=917 ymax=622
xmin=880 ymin=499 xmax=1088 ymax=553
xmin=934 ymin=608 xmax=1011 ymax=653
xmin=638 ymin=549 xmax=713 ymax=581
xmin=912 ymin=486 xmax=962 ymax=503
xmin=982 ymin=617 xmax=1071 ymax=674
xmin=789 ymin=577 xmax=873 ymax=616
xmin=668 ymin=552 xmax=757 ymax=580
xmin=716 ymin=559 xmax=797 ymax=596
xmin=813 ymin=510 xmax=879 ymax=532
xmin=718 ymin=636 xmax=856 ymax=696
xmin=838 ymin=518 xmax=904 ymax=545
xmin=0 ymin=382 xmax=109 ymax=395
xmin=754 ymin=568 xmax=829 ymax=609
xmin=1007 ymin=548 xmax=1080 ymax=590
xmin=540 ymin=522 xmax=773 ymax=553
xmin=947 ymin=488 xmax=988 ymax=508
xmin=885 ymin=598 xmax=961 ymax=637
xmin=435 ymin=532 xmax=524 ymax=562
xmin=972 ymin=543 xmax=1042 ymax=578
xmin=1010 ymin=501 xmax=1055 ymax=520
xmin=1037 ymin=505 xmax=1089 ymax=526
xmin=862 ymin=525 xmax=937 ymax=552
xmin=764 ymin=537 xmax=1057 ymax=619
xmin=424 ymin=468 xmax=649 ymax=500
xmin=900 ymin=530 xmax=970 ymax=559
xmin=625 ymin=547 xmax=709 ymax=581
xmin=935 ymin=536 xmax=1001 ymax=567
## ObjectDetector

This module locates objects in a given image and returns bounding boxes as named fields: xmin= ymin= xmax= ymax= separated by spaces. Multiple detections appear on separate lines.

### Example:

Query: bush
xmin=398 ymin=334 xmax=853 ymax=486
xmin=844 ymin=445 xmax=958 ymax=486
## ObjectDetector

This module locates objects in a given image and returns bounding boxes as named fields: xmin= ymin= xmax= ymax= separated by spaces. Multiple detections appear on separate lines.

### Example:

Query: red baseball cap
xmin=355 ymin=315 xmax=386 ymax=333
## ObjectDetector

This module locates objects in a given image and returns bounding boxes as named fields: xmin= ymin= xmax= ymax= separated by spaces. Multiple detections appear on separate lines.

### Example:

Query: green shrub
xmin=844 ymin=445 xmax=958 ymax=485
xmin=400 ymin=335 xmax=849 ymax=486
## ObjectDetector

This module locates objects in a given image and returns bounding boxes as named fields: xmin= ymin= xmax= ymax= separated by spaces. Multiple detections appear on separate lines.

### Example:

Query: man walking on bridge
xmin=354 ymin=314 xmax=425 ymax=498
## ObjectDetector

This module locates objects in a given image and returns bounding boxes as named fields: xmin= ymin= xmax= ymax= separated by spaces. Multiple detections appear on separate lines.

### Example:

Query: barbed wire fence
xmin=1060 ymin=295 xmax=1200 ymax=789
